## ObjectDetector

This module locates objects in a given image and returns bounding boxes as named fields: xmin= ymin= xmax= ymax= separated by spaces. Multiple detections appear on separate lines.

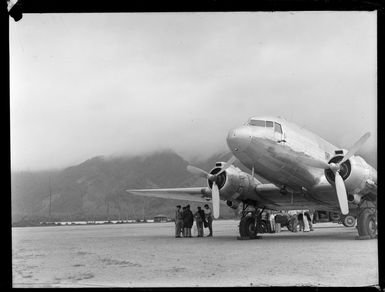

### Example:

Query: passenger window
xmin=249 ymin=120 xmax=265 ymax=127
xmin=274 ymin=122 xmax=283 ymax=134
xmin=266 ymin=121 xmax=274 ymax=128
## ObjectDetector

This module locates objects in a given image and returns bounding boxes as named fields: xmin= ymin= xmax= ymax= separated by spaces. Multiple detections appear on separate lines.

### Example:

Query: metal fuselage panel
xmin=233 ymin=119 xmax=335 ymax=190
xmin=226 ymin=117 xmax=375 ymax=211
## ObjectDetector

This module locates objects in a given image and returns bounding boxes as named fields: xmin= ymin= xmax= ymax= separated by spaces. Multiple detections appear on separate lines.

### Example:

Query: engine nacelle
xmin=207 ymin=162 xmax=259 ymax=202
xmin=226 ymin=200 xmax=240 ymax=209
xmin=347 ymin=194 xmax=362 ymax=205
xmin=325 ymin=155 xmax=377 ymax=195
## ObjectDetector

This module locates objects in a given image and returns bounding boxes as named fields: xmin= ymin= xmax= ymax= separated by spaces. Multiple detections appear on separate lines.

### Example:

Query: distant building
xmin=153 ymin=214 xmax=168 ymax=223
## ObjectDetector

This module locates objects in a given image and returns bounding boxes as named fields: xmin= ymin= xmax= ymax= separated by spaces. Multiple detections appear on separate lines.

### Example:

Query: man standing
xmin=302 ymin=211 xmax=310 ymax=232
xmin=297 ymin=212 xmax=304 ymax=231
xmin=204 ymin=204 xmax=213 ymax=237
xmin=194 ymin=206 xmax=204 ymax=237
xmin=305 ymin=211 xmax=314 ymax=231
xmin=185 ymin=205 xmax=194 ymax=237
xmin=182 ymin=206 xmax=188 ymax=237
xmin=289 ymin=213 xmax=298 ymax=232
xmin=175 ymin=205 xmax=183 ymax=238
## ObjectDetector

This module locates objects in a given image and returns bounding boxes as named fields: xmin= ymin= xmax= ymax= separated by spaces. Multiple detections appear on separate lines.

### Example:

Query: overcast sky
xmin=10 ymin=12 xmax=377 ymax=171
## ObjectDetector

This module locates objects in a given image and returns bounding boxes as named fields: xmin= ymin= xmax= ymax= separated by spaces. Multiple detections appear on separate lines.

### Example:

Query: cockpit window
xmin=274 ymin=122 xmax=283 ymax=134
xmin=249 ymin=120 xmax=265 ymax=127
xmin=266 ymin=121 xmax=274 ymax=128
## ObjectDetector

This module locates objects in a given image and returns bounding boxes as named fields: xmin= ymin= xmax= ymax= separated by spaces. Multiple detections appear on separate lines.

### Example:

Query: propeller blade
xmin=187 ymin=165 xmax=210 ymax=179
xmin=211 ymin=182 xmax=220 ymax=219
xmin=339 ymin=132 xmax=370 ymax=165
xmin=216 ymin=155 xmax=237 ymax=175
xmin=334 ymin=171 xmax=349 ymax=215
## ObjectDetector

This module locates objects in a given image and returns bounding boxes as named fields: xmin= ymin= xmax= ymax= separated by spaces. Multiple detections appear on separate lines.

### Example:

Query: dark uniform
xmin=175 ymin=205 xmax=183 ymax=237
xmin=181 ymin=207 xmax=187 ymax=237
xmin=297 ymin=213 xmax=304 ymax=231
xmin=194 ymin=207 xmax=204 ymax=237
xmin=290 ymin=214 xmax=299 ymax=232
xmin=184 ymin=205 xmax=194 ymax=237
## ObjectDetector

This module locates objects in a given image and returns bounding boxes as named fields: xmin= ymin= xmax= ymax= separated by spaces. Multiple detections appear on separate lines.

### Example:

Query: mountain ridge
xmin=11 ymin=148 xmax=377 ymax=226
xmin=11 ymin=150 xmax=240 ymax=225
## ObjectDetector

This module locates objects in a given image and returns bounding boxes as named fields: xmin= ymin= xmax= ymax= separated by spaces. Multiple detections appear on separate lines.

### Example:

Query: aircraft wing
xmin=126 ymin=187 xmax=212 ymax=203
xmin=253 ymin=183 xmax=339 ymax=210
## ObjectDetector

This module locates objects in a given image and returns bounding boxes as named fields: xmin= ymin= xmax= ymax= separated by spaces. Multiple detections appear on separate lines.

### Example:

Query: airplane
xmin=127 ymin=116 xmax=377 ymax=240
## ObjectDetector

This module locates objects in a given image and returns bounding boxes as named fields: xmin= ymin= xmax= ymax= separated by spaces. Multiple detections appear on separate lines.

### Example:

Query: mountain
xmin=11 ymin=148 xmax=377 ymax=226
xmin=11 ymin=150 xmax=239 ymax=225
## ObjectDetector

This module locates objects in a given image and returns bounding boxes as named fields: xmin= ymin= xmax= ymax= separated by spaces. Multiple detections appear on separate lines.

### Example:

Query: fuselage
xmin=226 ymin=116 xmax=376 ymax=197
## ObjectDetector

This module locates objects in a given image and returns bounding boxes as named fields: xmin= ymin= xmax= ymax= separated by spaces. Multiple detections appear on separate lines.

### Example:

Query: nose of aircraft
xmin=227 ymin=126 xmax=252 ymax=152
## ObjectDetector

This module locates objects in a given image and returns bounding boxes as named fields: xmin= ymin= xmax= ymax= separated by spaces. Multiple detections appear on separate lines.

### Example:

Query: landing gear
xmin=238 ymin=202 xmax=263 ymax=239
xmin=341 ymin=215 xmax=356 ymax=227
xmin=357 ymin=208 xmax=377 ymax=239
xmin=239 ymin=216 xmax=257 ymax=238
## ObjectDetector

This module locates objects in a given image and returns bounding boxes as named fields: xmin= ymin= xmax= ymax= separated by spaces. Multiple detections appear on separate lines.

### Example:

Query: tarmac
xmin=12 ymin=220 xmax=378 ymax=287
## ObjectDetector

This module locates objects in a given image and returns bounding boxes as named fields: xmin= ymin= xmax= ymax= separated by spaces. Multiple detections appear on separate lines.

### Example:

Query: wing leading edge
xmin=126 ymin=187 xmax=212 ymax=203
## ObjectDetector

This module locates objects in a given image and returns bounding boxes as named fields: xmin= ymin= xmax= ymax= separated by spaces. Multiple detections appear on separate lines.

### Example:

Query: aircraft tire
xmin=239 ymin=216 xmax=257 ymax=239
xmin=357 ymin=209 xmax=377 ymax=239
xmin=342 ymin=215 xmax=356 ymax=227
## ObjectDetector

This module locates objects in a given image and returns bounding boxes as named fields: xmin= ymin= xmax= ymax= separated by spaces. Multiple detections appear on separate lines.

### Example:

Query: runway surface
xmin=12 ymin=220 xmax=378 ymax=287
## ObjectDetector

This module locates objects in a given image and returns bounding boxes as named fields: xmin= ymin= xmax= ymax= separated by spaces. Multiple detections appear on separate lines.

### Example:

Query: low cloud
xmin=10 ymin=12 xmax=377 ymax=171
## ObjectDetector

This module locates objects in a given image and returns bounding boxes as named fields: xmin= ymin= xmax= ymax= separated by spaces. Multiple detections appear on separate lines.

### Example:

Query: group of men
xmin=285 ymin=210 xmax=314 ymax=232
xmin=260 ymin=209 xmax=315 ymax=233
xmin=294 ymin=211 xmax=314 ymax=232
xmin=174 ymin=204 xmax=213 ymax=238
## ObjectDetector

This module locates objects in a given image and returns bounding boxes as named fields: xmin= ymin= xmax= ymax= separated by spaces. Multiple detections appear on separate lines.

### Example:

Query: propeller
xmin=334 ymin=171 xmax=349 ymax=215
xmin=300 ymin=132 xmax=370 ymax=215
xmin=211 ymin=182 xmax=220 ymax=219
xmin=187 ymin=155 xmax=237 ymax=219
xmin=216 ymin=155 xmax=236 ymax=176
xmin=339 ymin=132 xmax=370 ymax=165
xmin=186 ymin=165 xmax=211 ymax=179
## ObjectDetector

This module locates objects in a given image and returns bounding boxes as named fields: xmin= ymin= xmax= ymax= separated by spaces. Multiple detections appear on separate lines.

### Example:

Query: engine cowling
xmin=347 ymin=194 xmax=362 ymax=205
xmin=207 ymin=163 xmax=259 ymax=202
xmin=325 ymin=155 xmax=377 ymax=195
xmin=226 ymin=200 xmax=240 ymax=209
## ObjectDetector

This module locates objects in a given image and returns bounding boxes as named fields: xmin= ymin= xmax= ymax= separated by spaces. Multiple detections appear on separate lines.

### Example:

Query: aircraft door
xmin=274 ymin=122 xmax=285 ymax=144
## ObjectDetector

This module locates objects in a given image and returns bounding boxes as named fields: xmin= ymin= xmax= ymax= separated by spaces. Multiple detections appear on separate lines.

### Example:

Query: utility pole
xmin=131 ymin=203 xmax=137 ymax=221
xmin=106 ymin=200 xmax=110 ymax=221
xmin=142 ymin=199 xmax=146 ymax=222
xmin=48 ymin=176 xmax=52 ymax=222
xmin=80 ymin=188 xmax=84 ymax=213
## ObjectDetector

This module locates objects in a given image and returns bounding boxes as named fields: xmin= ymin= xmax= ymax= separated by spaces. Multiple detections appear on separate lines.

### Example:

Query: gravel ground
xmin=12 ymin=220 xmax=378 ymax=287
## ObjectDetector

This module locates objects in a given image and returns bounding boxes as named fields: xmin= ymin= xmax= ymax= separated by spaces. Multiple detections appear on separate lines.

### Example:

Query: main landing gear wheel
xmin=239 ymin=216 xmax=257 ymax=239
xmin=357 ymin=209 xmax=377 ymax=239
xmin=342 ymin=215 xmax=356 ymax=227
